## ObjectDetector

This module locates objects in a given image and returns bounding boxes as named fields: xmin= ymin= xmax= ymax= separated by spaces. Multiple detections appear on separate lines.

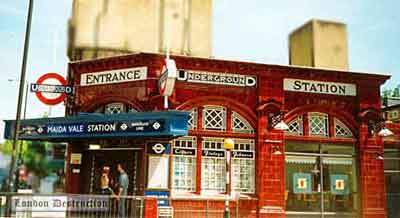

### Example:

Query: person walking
xmin=117 ymin=163 xmax=129 ymax=217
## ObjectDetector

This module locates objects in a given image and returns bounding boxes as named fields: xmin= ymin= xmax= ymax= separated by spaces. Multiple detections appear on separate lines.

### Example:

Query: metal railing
xmin=165 ymin=198 xmax=257 ymax=218
xmin=0 ymin=193 xmax=259 ymax=218
xmin=0 ymin=192 xmax=144 ymax=218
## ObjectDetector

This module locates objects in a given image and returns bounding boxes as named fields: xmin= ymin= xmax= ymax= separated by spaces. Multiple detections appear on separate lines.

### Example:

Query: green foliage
xmin=0 ymin=140 xmax=51 ymax=178
xmin=23 ymin=141 xmax=50 ymax=178
xmin=392 ymin=87 xmax=400 ymax=97
xmin=383 ymin=85 xmax=400 ymax=98
xmin=382 ymin=89 xmax=391 ymax=98
xmin=0 ymin=140 xmax=30 ymax=156
xmin=0 ymin=140 xmax=13 ymax=155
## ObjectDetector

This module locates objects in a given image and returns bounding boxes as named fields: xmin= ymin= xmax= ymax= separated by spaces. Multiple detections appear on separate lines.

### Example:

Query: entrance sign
xmin=293 ymin=173 xmax=312 ymax=193
xmin=284 ymin=78 xmax=356 ymax=96
xmin=177 ymin=70 xmax=257 ymax=87
xmin=33 ymin=73 xmax=71 ymax=105
xmin=80 ymin=66 xmax=147 ymax=86
xmin=159 ymin=59 xmax=177 ymax=96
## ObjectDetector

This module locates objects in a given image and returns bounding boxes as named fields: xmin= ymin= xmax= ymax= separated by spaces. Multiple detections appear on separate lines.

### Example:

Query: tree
xmin=382 ymin=85 xmax=400 ymax=98
xmin=0 ymin=140 xmax=50 ymax=179
xmin=392 ymin=86 xmax=400 ymax=97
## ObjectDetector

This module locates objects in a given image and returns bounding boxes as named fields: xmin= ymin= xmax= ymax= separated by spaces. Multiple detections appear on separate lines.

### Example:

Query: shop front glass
xmin=384 ymin=148 xmax=400 ymax=218
xmin=285 ymin=143 xmax=358 ymax=218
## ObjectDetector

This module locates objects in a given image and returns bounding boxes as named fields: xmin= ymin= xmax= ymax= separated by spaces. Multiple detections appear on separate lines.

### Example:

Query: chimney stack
xmin=289 ymin=19 xmax=348 ymax=70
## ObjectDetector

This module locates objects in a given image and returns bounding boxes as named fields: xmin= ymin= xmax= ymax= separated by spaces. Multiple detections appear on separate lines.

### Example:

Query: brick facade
xmin=67 ymin=53 xmax=393 ymax=217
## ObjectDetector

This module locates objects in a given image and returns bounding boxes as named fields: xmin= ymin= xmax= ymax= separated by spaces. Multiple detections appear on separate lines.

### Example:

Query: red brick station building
xmin=5 ymin=53 xmax=400 ymax=218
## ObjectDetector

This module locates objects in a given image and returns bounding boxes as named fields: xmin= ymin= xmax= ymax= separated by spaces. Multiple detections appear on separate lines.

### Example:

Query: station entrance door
xmin=82 ymin=148 xmax=143 ymax=195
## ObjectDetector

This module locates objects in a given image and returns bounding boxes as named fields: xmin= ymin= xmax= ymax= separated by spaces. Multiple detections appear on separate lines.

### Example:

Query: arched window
xmin=286 ymin=116 xmax=303 ymax=136
xmin=188 ymin=109 xmax=197 ymax=129
xmin=232 ymin=111 xmax=254 ymax=133
xmin=94 ymin=102 xmax=139 ymax=114
xmin=105 ymin=102 xmax=125 ymax=114
xmin=285 ymin=112 xmax=354 ymax=138
xmin=308 ymin=112 xmax=329 ymax=137
xmin=202 ymin=106 xmax=226 ymax=131
xmin=334 ymin=118 xmax=353 ymax=138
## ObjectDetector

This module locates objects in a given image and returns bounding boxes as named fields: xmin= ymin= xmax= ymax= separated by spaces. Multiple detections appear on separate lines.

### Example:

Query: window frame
xmin=231 ymin=139 xmax=255 ymax=193
xmin=171 ymin=136 xmax=197 ymax=192
xmin=308 ymin=112 xmax=329 ymax=137
xmin=231 ymin=111 xmax=255 ymax=133
xmin=202 ymin=106 xmax=227 ymax=131
xmin=201 ymin=137 xmax=226 ymax=193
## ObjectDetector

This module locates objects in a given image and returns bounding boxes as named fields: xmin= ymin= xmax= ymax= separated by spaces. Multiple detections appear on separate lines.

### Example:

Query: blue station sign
xmin=4 ymin=111 xmax=189 ymax=141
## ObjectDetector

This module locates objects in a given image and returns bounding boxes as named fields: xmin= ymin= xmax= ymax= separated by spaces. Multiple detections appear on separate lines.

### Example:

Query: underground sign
xmin=158 ymin=58 xmax=177 ymax=97
xmin=30 ymin=73 xmax=73 ymax=105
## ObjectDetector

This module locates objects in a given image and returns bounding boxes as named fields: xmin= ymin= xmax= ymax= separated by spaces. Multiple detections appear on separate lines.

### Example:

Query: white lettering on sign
xmin=47 ymin=125 xmax=67 ymax=134
xmin=87 ymin=123 xmax=116 ymax=132
xmin=80 ymin=67 xmax=147 ymax=86
xmin=177 ymin=70 xmax=257 ymax=87
xmin=283 ymin=79 xmax=356 ymax=96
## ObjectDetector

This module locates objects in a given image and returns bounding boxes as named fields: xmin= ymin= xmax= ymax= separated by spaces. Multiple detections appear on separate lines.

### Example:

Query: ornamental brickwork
xmin=67 ymin=53 xmax=394 ymax=218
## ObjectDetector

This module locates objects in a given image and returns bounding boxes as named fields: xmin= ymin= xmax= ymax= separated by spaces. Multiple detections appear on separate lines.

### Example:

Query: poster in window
xmin=293 ymin=173 xmax=312 ymax=193
xmin=147 ymin=155 xmax=169 ymax=189
xmin=330 ymin=174 xmax=349 ymax=195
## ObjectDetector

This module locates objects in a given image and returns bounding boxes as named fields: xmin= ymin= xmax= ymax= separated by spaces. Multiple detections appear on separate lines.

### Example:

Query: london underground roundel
xmin=159 ymin=59 xmax=177 ymax=97
xmin=34 ymin=73 xmax=68 ymax=105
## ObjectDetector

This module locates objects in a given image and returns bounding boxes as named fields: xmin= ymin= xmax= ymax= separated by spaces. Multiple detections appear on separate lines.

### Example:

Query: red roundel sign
xmin=159 ymin=59 xmax=177 ymax=97
xmin=34 ymin=73 xmax=68 ymax=105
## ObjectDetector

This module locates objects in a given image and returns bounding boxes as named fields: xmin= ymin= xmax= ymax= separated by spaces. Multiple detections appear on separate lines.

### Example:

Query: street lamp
xmin=368 ymin=120 xmax=394 ymax=137
xmin=7 ymin=0 xmax=34 ymax=193
xmin=268 ymin=112 xmax=289 ymax=131
xmin=223 ymin=138 xmax=234 ymax=218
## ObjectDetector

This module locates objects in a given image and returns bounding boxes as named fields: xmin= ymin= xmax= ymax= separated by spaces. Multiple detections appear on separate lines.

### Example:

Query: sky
xmin=0 ymin=0 xmax=399 ymax=141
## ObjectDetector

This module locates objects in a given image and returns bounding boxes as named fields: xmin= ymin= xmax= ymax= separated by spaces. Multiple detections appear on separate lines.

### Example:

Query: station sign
xmin=80 ymin=66 xmax=147 ymax=86
xmin=31 ymin=84 xmax=73 ymax=95
xmin=177 ymin=70 xmax=257 ymax=87
xmin=284 ymin=78 xmax=356 ymax=96
xmin=31 ymin=73 xmax=73 ymax=105
xmin=17 ymin=119 xmax=164 ymax=138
